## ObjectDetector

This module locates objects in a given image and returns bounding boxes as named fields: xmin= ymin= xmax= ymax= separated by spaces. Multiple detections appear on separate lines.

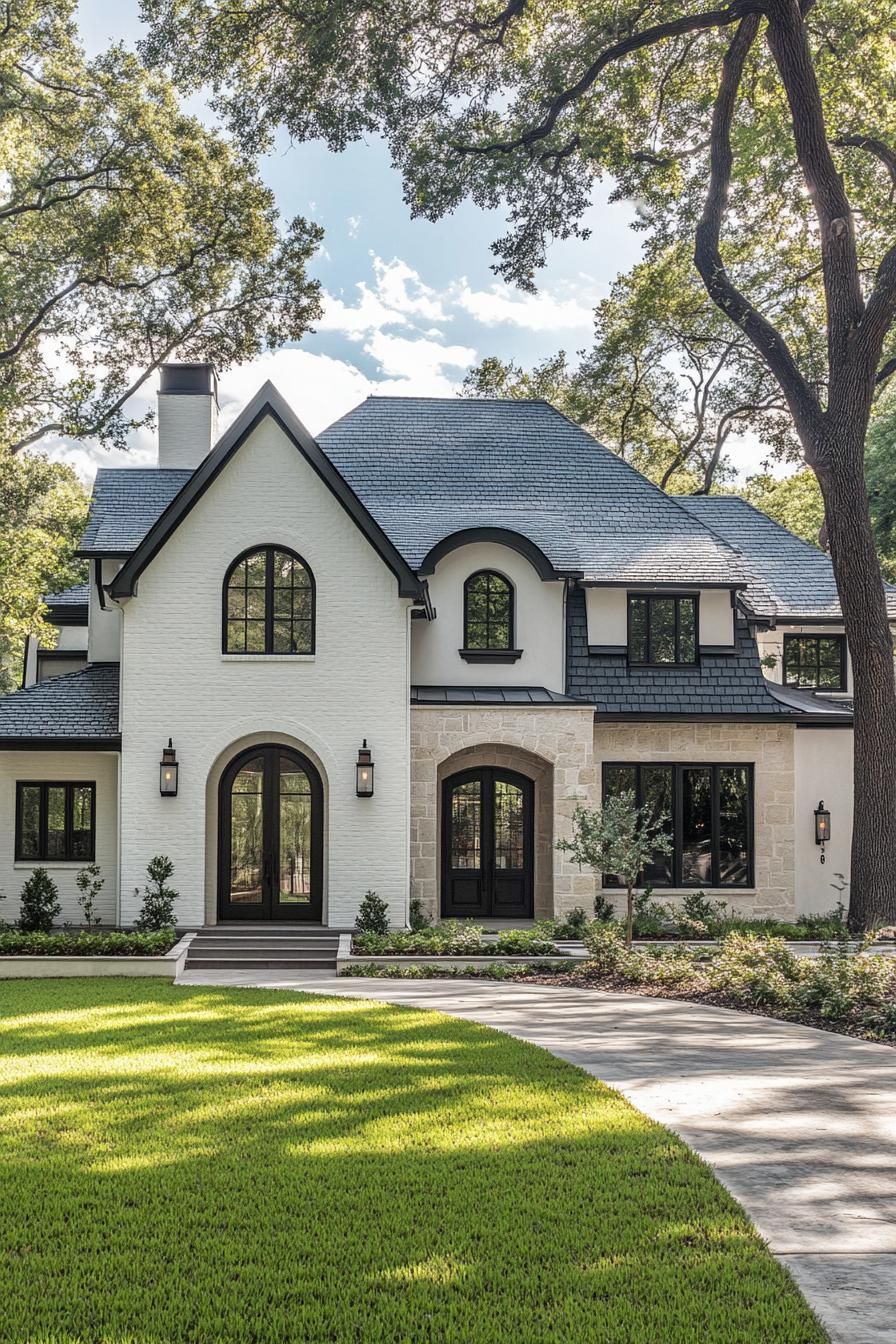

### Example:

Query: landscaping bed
xmin=352 ymin=923 xmax=562 ymax=957
xmin=0 ymin=979 xmax=824 ymax=1343
xmin=0 ymin=930 xmax=178 ymax=956
xmin=343 ymin=928 xmax=896 ymax=1046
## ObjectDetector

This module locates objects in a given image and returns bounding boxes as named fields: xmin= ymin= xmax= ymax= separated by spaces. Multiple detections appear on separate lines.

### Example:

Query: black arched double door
xmin=441 ymin=767 xmax=534 ymax=919
xmin=218 ymin=745 xmax=322 ymax=921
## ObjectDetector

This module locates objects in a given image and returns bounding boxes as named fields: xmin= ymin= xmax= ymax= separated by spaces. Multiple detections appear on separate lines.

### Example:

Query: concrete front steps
xmin=184 ymin=925 xmax=342 ymax=971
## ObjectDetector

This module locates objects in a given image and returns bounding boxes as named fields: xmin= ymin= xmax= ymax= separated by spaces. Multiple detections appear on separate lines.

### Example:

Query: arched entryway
xmin=441 ymin=767 xmax=534 ymax=919
xmin=218 ymin=744 xmax=323 ymax=921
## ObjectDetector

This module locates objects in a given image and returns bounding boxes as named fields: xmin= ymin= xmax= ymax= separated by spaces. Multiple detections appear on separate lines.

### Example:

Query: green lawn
xmin=0 ymin=980 xmax=823 ymax=1343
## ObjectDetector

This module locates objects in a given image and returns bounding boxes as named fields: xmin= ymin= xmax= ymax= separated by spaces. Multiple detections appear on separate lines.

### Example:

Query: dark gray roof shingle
xmin=0 ymin=664 xmax=120 ymax=743
xmin=565 ymin=586 xmax=843 ymax=717
xmin=80 ymin=469 xmax=192 ymax=554
xmin=43 ymin=582 xmax=90 ymax=607
xmin=319 ymin=398 xmax=746 ymax=585
xmin=675 ymin=494 xmax=896 ymax=620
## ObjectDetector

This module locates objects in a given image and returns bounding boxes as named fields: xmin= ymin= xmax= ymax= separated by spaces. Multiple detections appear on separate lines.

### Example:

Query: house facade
xmin=0 ymin=364 xmax=876 ymax=929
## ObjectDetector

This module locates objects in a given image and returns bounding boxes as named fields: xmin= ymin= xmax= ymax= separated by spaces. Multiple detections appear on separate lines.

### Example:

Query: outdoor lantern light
xmin=160 ymin=739 xmax=179 ymax=796
xmin=356 ymin=740 xmax=374 ymax=797
xmin=814 ymin=799 xmax=830 ymax=863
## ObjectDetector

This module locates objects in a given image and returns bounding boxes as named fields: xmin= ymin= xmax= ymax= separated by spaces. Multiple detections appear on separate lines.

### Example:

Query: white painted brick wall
xmin=118 ymin=414 xmax=411 ymax=928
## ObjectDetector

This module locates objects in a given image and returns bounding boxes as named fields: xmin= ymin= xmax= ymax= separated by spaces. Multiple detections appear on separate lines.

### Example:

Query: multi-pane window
xmin=628 ymin=595 xmax=698 ymax=665
xmin=224 ymin=546 xmax=314 ymax=655
xmin=15 ymin=782 xmax=95 ymax=862
xmin=783 ymin=634 xmax=846 ymax=690
xmin=463 ymin=571 xmax=514 ymax=650
xmin=603 ymin=763 xmax=752 ymax=888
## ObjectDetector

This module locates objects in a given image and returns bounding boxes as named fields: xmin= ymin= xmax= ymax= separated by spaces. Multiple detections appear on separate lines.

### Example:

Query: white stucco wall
xmin=116 ymin=414 xmax=412 ymax=929
xmin=794 ymin=727 xmax=853 ymax=913
xmin=699 ymin=590 xmax=735 ymax=645
xmin=585 ymin=587 xmax=735 ymax=647
xmin=757 ymin=623 xmax=852 ymax=693
xmin=0 ymin=751 xmax=119 ymax=925
xmin=411 ymin=542 xmax=565 ymax=690
xmin=88 ymin=562 xmax=123 ymax=664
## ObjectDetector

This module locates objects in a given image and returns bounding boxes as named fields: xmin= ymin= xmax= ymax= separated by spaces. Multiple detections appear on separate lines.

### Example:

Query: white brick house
xmin=0 ymin=364 xmax=879 ymax=929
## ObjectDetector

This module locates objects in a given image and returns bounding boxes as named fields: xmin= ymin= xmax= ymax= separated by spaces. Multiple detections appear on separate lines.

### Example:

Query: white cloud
xmin=454 ymin=280 xmax=595 ymax=332
xmin=318 ymin=255 xmax=448 ymax=340
xmin=347 ymin=214 xmax=362 ymax=237
xmin=364 ymin=330 xmax=475 ymax=391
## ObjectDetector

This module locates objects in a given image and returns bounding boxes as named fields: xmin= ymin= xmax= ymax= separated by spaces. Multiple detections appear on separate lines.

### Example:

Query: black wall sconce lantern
xmin=160 ymin=739 xmax=179 ymax=796
xmin=814 ymin=799 xmax=830 ymax=863
xmin=356 ymin=740 xmax=374 ymax=797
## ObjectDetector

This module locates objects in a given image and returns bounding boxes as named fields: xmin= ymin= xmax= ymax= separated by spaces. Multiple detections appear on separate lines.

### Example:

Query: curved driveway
xmin=180 ymin=970 xmax=896 ymax=1344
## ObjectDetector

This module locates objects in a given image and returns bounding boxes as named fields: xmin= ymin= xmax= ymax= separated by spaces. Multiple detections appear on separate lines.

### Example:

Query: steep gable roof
xmin=108 ymin=384 xmax=423 ymax=600
xmin=318 ymin=397 xmax=747 ymax=586
xmin=676 ymin=495 xmax=896 ymax=621
xmin=79 ymin=469 xmax=192 ymax=556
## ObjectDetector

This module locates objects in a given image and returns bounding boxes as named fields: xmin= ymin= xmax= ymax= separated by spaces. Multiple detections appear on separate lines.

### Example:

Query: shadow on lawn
xmin=0 ymin=980 xmax=826 ymax=1344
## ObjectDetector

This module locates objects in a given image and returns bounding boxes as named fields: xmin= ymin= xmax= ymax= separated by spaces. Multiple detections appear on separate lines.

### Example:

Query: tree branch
xmin=451 ymin=1 xmax=764 ymax=158
xmin=833 ymin=134 xmax=896 ymax=188
xmin=693 ymin=13 xmax=824 ymax=451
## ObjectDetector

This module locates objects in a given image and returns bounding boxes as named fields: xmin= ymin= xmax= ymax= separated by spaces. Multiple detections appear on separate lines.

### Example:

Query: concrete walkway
xmin=180 ymin=969 xmax=896 ymax=1344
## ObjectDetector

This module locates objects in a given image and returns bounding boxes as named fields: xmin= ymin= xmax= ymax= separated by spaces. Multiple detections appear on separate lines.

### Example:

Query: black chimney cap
xmin=159 ymin=363 xmax=218 ymax=401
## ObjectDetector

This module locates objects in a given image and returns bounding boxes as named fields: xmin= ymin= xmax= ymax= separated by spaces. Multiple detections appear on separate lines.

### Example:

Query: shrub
xmin=75 ymin=862 xmax=104 ymax=929
xmin=355 ymin=890 xmax=390 ymax=934
xmin=582 ymin=920 xmax=626 ymax=972
xmin=493 ymin=928 xmax=557 ymax=956
xmin=408 ymin=897 xmax=430 ymax=931
xmin=592 ymin=894 xmax=616 ymax=923
xmin=704 ymin=933 xmax=802 ymax=1008
xmin=352 ymin=921 xmax=558 ymax=957
xmin=135 ymin=855 xmax=178 ymax=932
xmin=0 ymin=930 xmax=177 ymax=956
xmin=18 ymin=868 xmax=61 ymax=933
xmin=550 ymin=906 xmax=589 ymax=939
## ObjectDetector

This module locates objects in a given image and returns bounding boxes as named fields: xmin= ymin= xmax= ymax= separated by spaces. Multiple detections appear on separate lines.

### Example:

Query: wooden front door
xmin=441 ymin=768 xmax=534 ymax=919
xmin=218 ymin=745 xmax=323 ymax=921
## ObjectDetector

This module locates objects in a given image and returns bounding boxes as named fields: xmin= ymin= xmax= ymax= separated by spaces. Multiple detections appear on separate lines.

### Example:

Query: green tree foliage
xmin=0 ymin=0 xmax=323 ymax=454
xmin=0 ymin=452 xmax=88 ymax=692
xmin=741 ymin=471 xmax=825 ymax=548
xmin=865 ymin=396 xmax=896 ymax=581
xmin=75 ymin=862 xmax=105 ymax=929
xmin=557 ymin=793 xmax=672 ymax=948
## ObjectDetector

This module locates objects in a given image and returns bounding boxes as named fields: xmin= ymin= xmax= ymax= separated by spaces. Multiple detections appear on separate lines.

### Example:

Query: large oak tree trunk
xmin=816 ymin=422 xmax=896 ymax=931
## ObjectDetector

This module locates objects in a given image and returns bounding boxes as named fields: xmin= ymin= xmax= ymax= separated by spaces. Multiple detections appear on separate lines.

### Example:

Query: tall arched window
xmin=463 ymin=570 xmax=514 ymax=651
xmin=223 ymin=546 xmax=315 ymax=654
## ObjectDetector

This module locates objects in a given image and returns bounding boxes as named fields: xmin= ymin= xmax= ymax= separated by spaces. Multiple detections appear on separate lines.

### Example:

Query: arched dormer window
xmin=463 ymin=570 xmax=514 ymax=653
xmin=224 ymin=546 xmax=315 ymax=654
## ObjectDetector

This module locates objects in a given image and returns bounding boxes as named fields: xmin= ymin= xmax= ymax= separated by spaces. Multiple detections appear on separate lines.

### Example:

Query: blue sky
xmin=57 ymin=0 xmax=644 ymax=478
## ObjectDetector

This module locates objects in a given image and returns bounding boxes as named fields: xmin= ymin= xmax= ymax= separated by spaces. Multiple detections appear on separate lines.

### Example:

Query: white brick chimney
xmin=157 ymin=363 xmax=219 ymax=469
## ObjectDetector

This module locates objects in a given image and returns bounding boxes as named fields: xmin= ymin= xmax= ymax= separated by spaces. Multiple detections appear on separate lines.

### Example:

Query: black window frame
xmin=627 ymin=593 xmax=699 ymax=666
xmin=601 ymin=762 xmax=754 ymax=889
xmin=222 ymin=545 xmax=316 ymax=656
xmin=462 ymin=570 xmax=515 ymax=653
xmin=783 ymin=633 xmax=847 ymax=691
xmin=14 ymin=781 xmax=96 ymax=862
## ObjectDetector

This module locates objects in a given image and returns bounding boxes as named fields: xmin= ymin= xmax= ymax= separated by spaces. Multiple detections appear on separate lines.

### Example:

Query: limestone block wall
xmin=410 ymin=705 xmax=598 ymax=921
xmin=594 ymin=721 xmax=797 ymax=919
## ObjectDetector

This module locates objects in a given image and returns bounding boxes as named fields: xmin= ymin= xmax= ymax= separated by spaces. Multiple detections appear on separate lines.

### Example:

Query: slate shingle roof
xmin=0 ymin=664 xmax=120 ymax=743
xmin=43 ymin=582 xmax=90 ymax=607
xmin=565 ymin=586 xmax=845 ymax=718
xmin=674 ymin=494 xmax=896 ymax=621
xmin=79 ymin=468 xmax=192 ymax=555
xmin=318 ymin=398 xmax=747 ymax=584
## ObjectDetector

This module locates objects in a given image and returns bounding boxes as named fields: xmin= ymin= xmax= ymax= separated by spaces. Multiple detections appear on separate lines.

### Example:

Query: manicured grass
xmin=0 ymin=980 xmax=824 ymax=1343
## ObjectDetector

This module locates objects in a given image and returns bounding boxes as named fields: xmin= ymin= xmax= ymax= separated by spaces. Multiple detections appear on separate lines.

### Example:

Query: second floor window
xmin=628 ymin=594 xmax=697 ymax=665
xmin=463 ymin=571 xmax=513 ymax=650
xmin=784 ymin=634 xmax=846 ymax=690
xmin=224 ymin=546 xmax=314 ymax=655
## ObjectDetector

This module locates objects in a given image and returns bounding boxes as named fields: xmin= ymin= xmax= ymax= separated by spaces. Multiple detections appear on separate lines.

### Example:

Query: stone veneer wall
xmin=410 ymin=705 xmax=598 ymax=921
xmin=594 ymin=722 xmax=796 ymax=920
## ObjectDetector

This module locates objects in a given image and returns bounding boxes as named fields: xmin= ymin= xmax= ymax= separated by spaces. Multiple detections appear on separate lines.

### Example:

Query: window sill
xmin=458 ymin=648 xmax=523 ymax=664
xmin=221 ymin=654 xmax=316 ymax=663
xmin=602 ymin=886 xmax=757 ymax=895
xmin=14 ymin=861 xmax=92 ymax=870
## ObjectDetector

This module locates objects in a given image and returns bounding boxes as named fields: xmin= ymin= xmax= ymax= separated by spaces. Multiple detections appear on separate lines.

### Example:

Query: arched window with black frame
xmin=463 ymin=570 xmax=514 ymax=652
xmin=223 ymin=546 xmax=315 ymax=655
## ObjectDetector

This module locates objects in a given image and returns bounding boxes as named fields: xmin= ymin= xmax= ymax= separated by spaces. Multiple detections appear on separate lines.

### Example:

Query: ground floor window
xmin=15 ymin=781 xmax=95 ymax=862
xmin=602 ymin=762 xmax=753 ymax=888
